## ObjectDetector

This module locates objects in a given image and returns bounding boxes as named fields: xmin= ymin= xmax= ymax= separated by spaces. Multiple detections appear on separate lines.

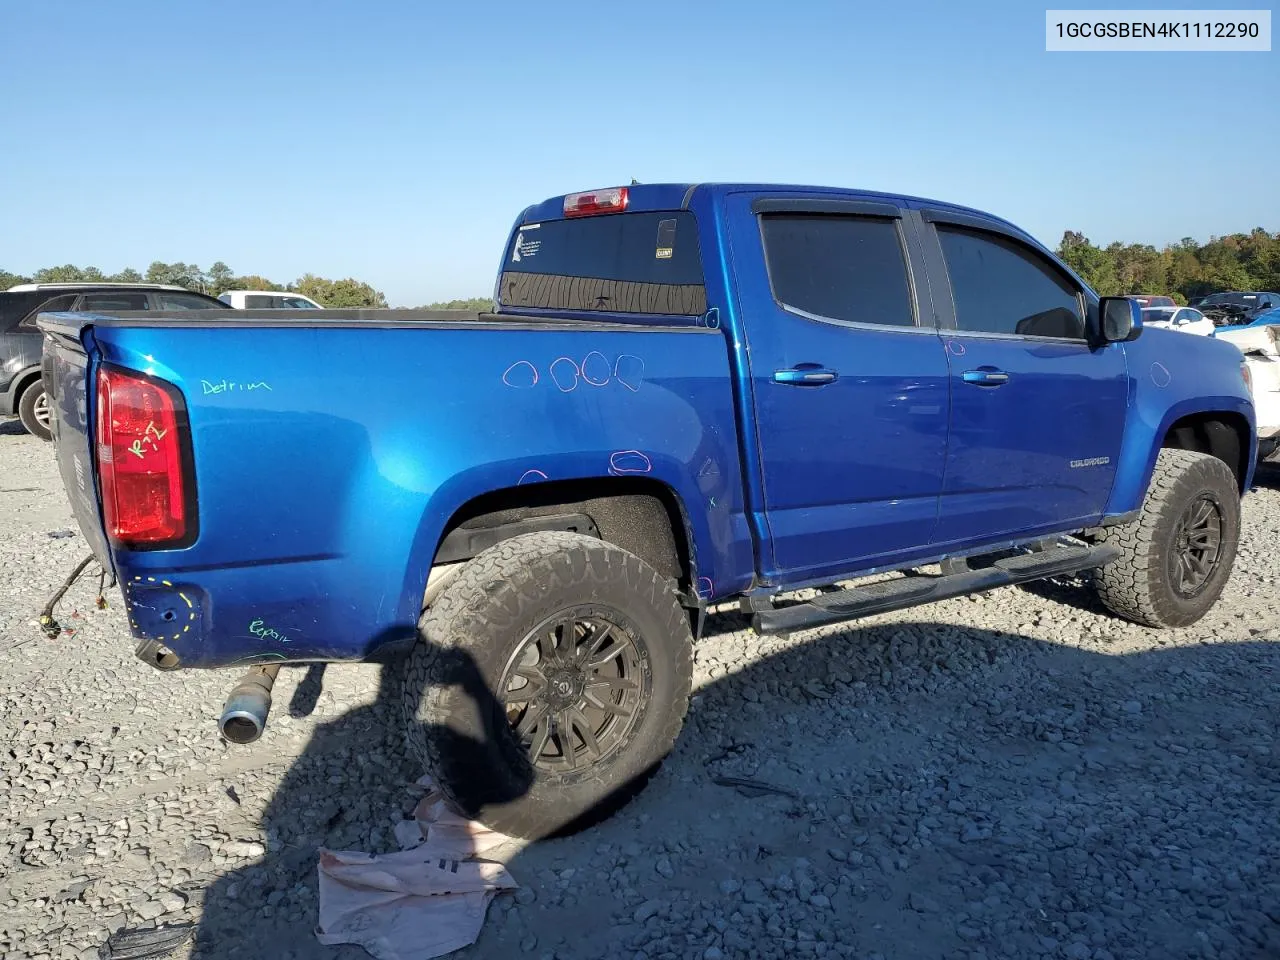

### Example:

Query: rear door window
xmin=154 ymin=291 xmax=222 ymax=310
xmin=759 ymin=214 xmax=916 ymax=327
xmin=498 ymin=211 xmax=706 ymax=315
xmin=244 ymin=295 xmax=275 ymax=308
xmin=19 ymin=294 xmax=78 ymax=328
xmin=76 ymin=292 xmax=150 ymax=312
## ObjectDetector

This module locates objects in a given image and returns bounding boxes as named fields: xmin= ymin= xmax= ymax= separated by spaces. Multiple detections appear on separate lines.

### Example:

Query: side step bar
xmin=752 ymin=542 xmax=1120 ymax=636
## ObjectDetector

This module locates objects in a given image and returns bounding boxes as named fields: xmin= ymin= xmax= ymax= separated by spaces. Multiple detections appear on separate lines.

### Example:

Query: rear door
xmin=726 ymin=195 xmax=950 ymax=584
xmin=914 ymin=207 xmax=1127 ymax=544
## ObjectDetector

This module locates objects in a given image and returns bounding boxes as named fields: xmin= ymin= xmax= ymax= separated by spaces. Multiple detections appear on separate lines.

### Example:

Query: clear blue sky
xmin=2 ymin=0 xmax=1276 ymax=305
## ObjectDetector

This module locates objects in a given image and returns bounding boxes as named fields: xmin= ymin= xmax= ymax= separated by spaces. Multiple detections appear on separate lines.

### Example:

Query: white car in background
xmin=1217 ymin=325 xmax=1280 ymax=463
xmin=217 ymin=290 xmax=324 ymax=309
xmin=1141 ymin=306 xmax=1214 ymax=337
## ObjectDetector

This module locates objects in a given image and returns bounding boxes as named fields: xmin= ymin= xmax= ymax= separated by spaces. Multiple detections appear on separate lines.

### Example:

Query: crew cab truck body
xmin=41 ymin=183 xmax=1257 ymax=839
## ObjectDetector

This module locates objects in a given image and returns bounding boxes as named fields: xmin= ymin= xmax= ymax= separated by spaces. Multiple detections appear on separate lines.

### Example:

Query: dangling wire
xmin=38 ymin=554 xmax=97 ymax=638
xmin=96 ymin=563 xmax=110 ymax=609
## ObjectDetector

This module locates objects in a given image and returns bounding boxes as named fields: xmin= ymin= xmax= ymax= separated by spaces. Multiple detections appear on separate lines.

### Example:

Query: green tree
xmin=1057 ymin=232 xmax=1118 ymax=295
xmin=33 ymin=264 xmax=92 ymax=283
xmin=145 ymin=261 xmax=208 ymax=291
xmin=0 ymin=269 xmax=31 ymax=290
xmin=110 ymin=267 xmax=143 ymax=283
xmin=293 ymin=274 xmax=387 ymax=308
xmin=1058 ymin=227 xmax=1280 ymax=302
xmin=207 ymin=261 xmax=235 ymax=296
xmin=231 ymin=274 xmax=284 ymax=292
xmin=424 ymin=297 xmax=493 ymax=311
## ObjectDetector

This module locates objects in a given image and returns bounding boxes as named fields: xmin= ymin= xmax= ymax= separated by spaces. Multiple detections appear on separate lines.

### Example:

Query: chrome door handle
xmin=774 ymin=367 xmax=838 ymax=386
xmin=962 ymin=369 xmax=1009 ymax=386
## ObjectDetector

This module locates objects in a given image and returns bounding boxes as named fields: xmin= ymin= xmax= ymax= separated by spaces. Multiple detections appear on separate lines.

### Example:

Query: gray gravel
xmin=1 ymin=417 xmax=1278 ymax=960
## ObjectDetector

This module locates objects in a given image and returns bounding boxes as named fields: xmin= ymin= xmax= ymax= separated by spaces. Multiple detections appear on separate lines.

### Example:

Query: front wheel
xmin=1094 ymin=448 xmax=1240 ymax=628
xmin=403 ymin=531 xmax=693 ymax=839
xmin=18 ymin=382 xmax=52 ymax=441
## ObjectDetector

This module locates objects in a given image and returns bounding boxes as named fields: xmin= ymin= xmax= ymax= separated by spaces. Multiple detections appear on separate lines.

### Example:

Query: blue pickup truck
xmin=40 ymin=183 xmax=1257 ymax=838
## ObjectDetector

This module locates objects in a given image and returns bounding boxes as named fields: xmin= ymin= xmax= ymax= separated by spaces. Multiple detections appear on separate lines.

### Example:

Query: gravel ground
xmin=2 ymin=417 xmax=1278 ymax=960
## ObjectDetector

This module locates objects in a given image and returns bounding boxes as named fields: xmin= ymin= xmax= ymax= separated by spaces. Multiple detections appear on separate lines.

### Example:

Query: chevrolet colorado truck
xmin=40 ymin=183 xmax=1257 ymax=839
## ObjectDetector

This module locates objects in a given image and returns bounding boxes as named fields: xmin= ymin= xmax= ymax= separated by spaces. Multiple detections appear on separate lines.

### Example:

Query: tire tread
xmin=1095 ymin=448 xmax=1238 ymax=628
xmin=402 ymin=531 xmax=692 ymax=838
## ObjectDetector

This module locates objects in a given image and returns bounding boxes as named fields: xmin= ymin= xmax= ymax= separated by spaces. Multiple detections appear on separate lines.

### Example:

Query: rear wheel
xmin=1094 ymin=449 xmax=1239 ymax=627
xmin=403 ymin=531 xmax=693 ymax=839
xmin=17 ymin=382 xmax=52 ymax=441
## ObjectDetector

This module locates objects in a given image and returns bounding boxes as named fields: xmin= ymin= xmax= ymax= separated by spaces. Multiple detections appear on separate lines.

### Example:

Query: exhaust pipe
xmin=219 ymin=664 xmax=282 ymax=744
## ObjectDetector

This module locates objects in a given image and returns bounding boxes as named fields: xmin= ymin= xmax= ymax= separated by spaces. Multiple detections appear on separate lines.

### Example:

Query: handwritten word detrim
xmin=202 ymin=379 xmax=273 ymax=395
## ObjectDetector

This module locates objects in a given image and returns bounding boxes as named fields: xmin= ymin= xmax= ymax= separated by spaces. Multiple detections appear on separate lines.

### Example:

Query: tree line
xmin=0 ymin=261 xmax=390 ymax=308
xmin=1057 ymin=227 xmax=1280 ymax=304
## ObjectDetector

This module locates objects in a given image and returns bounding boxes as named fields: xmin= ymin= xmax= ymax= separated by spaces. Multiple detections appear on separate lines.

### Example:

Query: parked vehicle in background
xmin=1195 ymin=291 xmax=1280 ymax=326
xmin=1127 ymin=294 xmax=1176 ymax=308
xmin=1217 ymin=324 xmax=1280 ymax=463
xmin=40 ymin=182 xmax=1257 ymax=840
xmin=2 ymin=283 xmax=228 ymax=440
xmin=1141 ymin=306 xmax=1215 ymax=337
xmin=217 ymin=290 xmax=324 ymax=309
xmin=1213 ymin=306 xmax=1280 ymax=337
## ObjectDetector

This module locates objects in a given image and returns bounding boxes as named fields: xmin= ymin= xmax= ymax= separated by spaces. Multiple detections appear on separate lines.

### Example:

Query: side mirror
xmin=1100 ymin=296 xmax=1142 ymax=342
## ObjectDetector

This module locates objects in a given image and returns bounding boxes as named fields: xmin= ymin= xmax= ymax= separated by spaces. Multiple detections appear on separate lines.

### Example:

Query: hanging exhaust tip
xmin=219 ymin=664 xmax=282 ymax=744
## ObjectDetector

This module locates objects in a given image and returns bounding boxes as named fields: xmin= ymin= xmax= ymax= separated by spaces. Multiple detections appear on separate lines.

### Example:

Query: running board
xmin=752 ymin=542 xmax=1120 ymax=636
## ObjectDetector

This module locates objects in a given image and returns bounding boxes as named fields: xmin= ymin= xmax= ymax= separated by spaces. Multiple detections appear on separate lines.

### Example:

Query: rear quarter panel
xmin=1106 ymin=326 xmax=1256 ymax=515
xmin=92 ymin=321 xmax=751 ymax=667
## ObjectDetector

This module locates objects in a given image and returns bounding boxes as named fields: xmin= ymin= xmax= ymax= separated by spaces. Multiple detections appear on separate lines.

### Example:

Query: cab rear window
xmin=498 ymin=211 xmax=707 ymax=316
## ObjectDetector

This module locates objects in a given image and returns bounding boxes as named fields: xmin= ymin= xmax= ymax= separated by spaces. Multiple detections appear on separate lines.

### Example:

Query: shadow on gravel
xmin=191 ymin=611 xmax=1280 ymax=960
xmin=1249 ymin=463 xmax=1280 ymax=490
xmin=1013 ymin=573 xmax=1111 ymax=613
xmin=0 ymin=418 xmax=30 ymax=437
xmin=194 ymin=640 xmax=531 ymax=960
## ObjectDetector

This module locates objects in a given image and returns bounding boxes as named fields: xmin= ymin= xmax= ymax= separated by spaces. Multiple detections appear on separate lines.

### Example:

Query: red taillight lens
xmin=563 ymin=187 xmax=629 ymax=218
xmin=96 ymin=366 xmax=189 ymax=545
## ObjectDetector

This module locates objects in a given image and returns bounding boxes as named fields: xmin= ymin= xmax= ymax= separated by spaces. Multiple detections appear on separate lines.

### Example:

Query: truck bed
xmin=40 ymin=309 xmax=750 ymax=667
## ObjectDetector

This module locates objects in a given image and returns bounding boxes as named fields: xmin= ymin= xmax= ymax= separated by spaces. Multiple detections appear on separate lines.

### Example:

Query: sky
xmin=1 ymin=0 xmax=1276 ymax=306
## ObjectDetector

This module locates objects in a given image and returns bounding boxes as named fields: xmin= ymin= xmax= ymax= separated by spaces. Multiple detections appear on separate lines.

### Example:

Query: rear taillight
xmin=96 ymin=366 xmax=191 ymax=545
xmin=1242 ymin=361 xmax=1253 ymax=395
xmin=563 ymin=187 xmax=629 ymax=217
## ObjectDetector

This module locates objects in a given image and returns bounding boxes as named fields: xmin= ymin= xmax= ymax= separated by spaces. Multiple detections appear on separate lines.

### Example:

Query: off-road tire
xmin=17 ymin=382 xmax=52 ymax=441
xmin=403 ymin=531 xmax=693 ymax=840
xmin=1094 ymin=449 xmax=1240 ymax=628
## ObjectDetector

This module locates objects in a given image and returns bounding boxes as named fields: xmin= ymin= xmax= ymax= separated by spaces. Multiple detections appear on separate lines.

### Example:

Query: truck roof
xmin=516 ymin=182 xmax=1028 ymax=238
xmin=7 ymin=281 xmax=189 ymax=292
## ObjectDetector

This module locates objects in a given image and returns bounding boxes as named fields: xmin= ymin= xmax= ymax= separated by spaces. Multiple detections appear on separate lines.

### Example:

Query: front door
xmin=726 ymin=194 xmax=950 ymax=585
xmin=915 ymin=209 xmax=1127 ymax=546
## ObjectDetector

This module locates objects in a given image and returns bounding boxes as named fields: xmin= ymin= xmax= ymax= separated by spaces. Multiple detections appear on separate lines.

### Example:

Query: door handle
xmin=962 ymin=369 xmax=1009 ymax=387
xmin=774 ymin=367 xmax=838 ymax=386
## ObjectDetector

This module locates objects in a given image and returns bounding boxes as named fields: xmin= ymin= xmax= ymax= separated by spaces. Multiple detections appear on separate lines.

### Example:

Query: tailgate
xmin=38 ymin=313 xmax=113 ymax=572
